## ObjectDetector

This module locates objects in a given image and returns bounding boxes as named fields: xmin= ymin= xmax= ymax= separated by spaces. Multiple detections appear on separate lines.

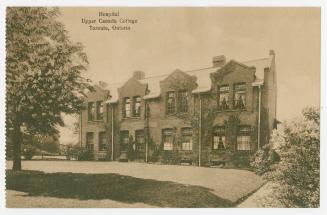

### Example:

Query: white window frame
xmin=237 ymin=135 xmax=251 ymax=151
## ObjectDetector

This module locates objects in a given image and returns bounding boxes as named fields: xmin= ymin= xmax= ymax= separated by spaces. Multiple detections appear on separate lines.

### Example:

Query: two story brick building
xmin=79 ymin=50 xmax=277 ymax=166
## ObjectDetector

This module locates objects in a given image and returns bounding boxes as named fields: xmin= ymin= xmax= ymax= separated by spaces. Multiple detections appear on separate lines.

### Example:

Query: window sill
xmin=98 ymin=150 xmax=108 ymax=153
xmin=166 ymin=112 xmax=189 ymax=117
xmin=88 ymin=120 xmax=104 ymax=123
xmin=122 ymin=116 xmax=142 ymax=120
xmin=216 ymin=109 xmax=247 ymax=113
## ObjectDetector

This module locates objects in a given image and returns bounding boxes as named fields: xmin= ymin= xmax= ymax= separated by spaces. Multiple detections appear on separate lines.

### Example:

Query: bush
xmin=67 ymin=145 xmax=94 ymax=161
xmin=251 ymin=143 xmax=280 ymax=175
xmin=252 ymin=107 xmax=320 ymax=207
xmin=22 ymin=144 xmax=37 ymax=160
xmin=77 ymin=148 xmax=94 ymax=161
xmin=161 ymin=150 xmax=181 ymax=164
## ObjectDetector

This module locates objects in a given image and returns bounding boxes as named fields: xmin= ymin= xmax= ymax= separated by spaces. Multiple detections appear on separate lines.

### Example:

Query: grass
xmin=6 ymin=170 xmax=234 ymax=208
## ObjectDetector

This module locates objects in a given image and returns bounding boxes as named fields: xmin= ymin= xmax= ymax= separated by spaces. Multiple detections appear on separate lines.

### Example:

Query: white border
xmin=0 ymin=1 xmax=326 ymax=215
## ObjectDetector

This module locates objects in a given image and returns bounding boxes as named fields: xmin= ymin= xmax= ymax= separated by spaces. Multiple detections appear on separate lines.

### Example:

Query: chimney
xmin=269 ymin=49 xmax=275 ymax=56
xmin=133 ymin=70 xmax=145 ymax=80
xmin=212 ymin=55 xmax=226 ymax=67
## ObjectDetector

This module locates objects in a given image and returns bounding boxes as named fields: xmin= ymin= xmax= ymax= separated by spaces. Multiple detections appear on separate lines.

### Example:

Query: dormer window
xmin=96 ymin=101 xmax=104 ymax=120
xmin=234 ymin=83 xmax=246 ymax=110
xmin=88 ymin=102 xmax=95 ymax=121
xmin=166 ymin=91 xmax=176 ymax=114
xmin=218 ymin=85 xmax=230 ymax=111
xmin=178 ymin=91 xmax=188 ymax=113
xmin=123 ymin=97 xmax=131 ymax=118
xmin=133 ymin=96 xmax=141 ymax=117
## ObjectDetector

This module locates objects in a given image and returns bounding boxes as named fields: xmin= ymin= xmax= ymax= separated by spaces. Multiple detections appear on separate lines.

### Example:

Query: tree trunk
xmin=12 ymin=123 xmax=22 ymax=171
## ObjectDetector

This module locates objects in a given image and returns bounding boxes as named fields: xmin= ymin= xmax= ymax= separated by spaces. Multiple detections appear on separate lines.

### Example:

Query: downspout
xmin=111 ymin=105 xmax=114 ymax=160
xmin=79 ymin=113 xmax=82 ymax=147
xmin=145 ymin=101 xmax=148 ymax=163
xmin=257 ymin=86 xmax=262 ymax=150
xmin=198 ymin=94 xmax=202 ymax=167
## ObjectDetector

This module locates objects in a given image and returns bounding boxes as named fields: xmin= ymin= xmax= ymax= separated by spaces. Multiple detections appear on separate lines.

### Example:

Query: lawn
xmin=6 ymin=170 xmax=233 ymax=208
xmin=6 ymin=161 xmax=265 ymax=208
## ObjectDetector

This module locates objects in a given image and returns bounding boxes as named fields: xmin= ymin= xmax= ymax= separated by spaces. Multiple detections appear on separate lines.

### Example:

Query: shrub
xmin=77 ymin=148 xmax=94 ymax=161
xmin=67 ymin=145 xmax=94 ymax=161
xmin=161 ymin=150 xmax=181 ymax=164
xmin=253 ymin=107 xmax=320 ymax=207
xmin=21 ymin=144 xmax=37 ymax=160
xmin=251 ymin=143 xmax=280 ymax=175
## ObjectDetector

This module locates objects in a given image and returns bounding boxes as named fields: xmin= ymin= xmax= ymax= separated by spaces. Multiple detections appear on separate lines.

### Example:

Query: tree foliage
xmin=6 ymin=7 xmax=93 ymax=170
xmin=6 ymin=7 xmax=92 ymax=135
xmin=251 ymin=107 xmax=320 ymax=207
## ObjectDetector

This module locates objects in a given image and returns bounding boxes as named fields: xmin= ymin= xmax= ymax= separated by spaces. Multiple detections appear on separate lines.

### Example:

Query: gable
xmin=210 ymin=60 xmax=256 ymax=84
xmin=118 ymin=77 xmax=147 ymax=98
xmin=160 ymin=69 xmax=197 ymax=91
xmin=85 ymin=85 xmax=109 ymax=102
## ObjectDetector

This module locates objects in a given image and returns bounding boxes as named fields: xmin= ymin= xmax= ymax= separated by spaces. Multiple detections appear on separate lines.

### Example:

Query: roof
xmin=103 ymin=56 xmax=273 ymax=103
xmin=104 ymin=82 xmax=124 ymax=104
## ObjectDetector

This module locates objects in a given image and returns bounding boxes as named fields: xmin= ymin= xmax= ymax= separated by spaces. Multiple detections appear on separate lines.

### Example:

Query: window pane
xmin=86 ymin=132 xmax=94 ymax=151
xmin=234 ymin=83 xmax=246 ymax=109
xmin=163 ymin=129 xmax=174 ymax=150
xmin=123 ymin=98 xmax=131 ymax=118
xmin=167 ymin=92 xmax=176 ymax=114
xmin=237 ymin=135 xmax=251 ymax=151
xmin=88 ymin=102 xmax=95 ymax=121
xmin=182 ymin=128 xmax=192 ymax=150
xmin=120 ymin=131 xmax=129 ymax=151
xmin=164 ymin=142 xmax=173 ymax=150
xmin=179 ymin=91 xmax=188 ymax=113
xmin=135 ymin=130 xmax=145 ymax=152
xmin=218 ymin=85 xmax=230 ymax=110
xmin=96 ymin=101 xmax=103 ymax=120
xmin=99 ymin=132 xmax=107 ymax=151
xmin=133 ymin=96 xmax=141 ymax=117
xmin=213 ymin=126 xmax=226 ymax=150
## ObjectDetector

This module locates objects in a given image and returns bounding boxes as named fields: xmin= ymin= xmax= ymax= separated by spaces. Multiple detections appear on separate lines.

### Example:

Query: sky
xmin=57 ymin=7 xmax=320 ymax=144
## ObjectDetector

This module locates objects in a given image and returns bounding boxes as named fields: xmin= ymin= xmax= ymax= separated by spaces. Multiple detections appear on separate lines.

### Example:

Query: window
xmin=120 ymin=130 xmax=129 ymax=151
xmin=178 ymin=91 xmax=189 ymax=113
xmin=218 ymin=85 xmax=230 ymax=110
xmin=213 ymin=126 xmax=226 ymax=150
xmin=88 ymin=102 xmax=95 ymax=121
xmin=135 ymin=130 xmax=145 ymax=152
xmin=96 ymin=101 xmax=104 ymax=120
xmin=163 ymin=129 xmax=174 ymax=150
xmin=237 ymin=126 xmax=251 ymax=151
xmin=181 ymin=128 xmax=193 ymax=150
xmin=123 ymin=97 xmax=131 ymax=118
xmin=234 ymin=83 xmax=246 ymax=110
xmin=86 ymin=132 xmax=94 ymax=151
xmin=166 ymin=92 xmax=176 ymax=114
xmin=133 ymin=96 xmax=141 ymax=117
xmin=99 ymin=132 xmax=107 ymax=151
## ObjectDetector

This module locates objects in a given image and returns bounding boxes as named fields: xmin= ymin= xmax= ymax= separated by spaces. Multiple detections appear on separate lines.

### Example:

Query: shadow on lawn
xmin=6 ymin=170 xmax=234 ymax=208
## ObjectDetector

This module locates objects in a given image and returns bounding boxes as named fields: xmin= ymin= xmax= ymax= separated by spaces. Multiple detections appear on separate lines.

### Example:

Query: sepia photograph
xmin=2 ymin=3 xmax=323 ymax=210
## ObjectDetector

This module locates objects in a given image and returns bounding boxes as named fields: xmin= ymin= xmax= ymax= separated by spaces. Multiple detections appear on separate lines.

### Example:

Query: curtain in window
xmin=163 ymin=129 xmax=174 ymax=150
xmin=234 ymin=83 xmax=246 ymax=109
xmin=218 ymin=85 xmax=230 ymax=110
xmin=123 ymin=98 xmax=131 ymax=118
xmin=181 ymin=128 xmax=192 ymax=150
xmin=133 ymin=96 xmax=141 ymax=117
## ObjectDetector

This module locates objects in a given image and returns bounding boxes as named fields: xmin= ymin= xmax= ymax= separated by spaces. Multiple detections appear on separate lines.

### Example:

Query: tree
xmin=251 ymin=107 xmax=320 ymax=207
xmin=6 ymin=7 xmax=93 ymax=170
